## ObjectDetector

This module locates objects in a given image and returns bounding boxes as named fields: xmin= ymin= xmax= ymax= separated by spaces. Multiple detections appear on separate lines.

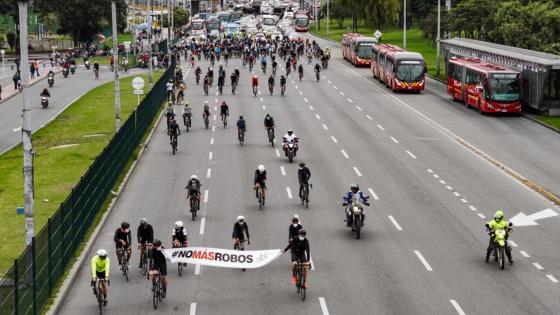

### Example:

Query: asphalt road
xmin=56 ymin=35 xmax=560 ymax=315
xmin=0 ymin=66 xmax=145 ymax=154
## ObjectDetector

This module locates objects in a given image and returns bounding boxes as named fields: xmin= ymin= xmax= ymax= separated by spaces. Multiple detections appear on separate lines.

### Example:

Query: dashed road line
xmin=190 ymin=302 xmax=197 ymax=315
xmin=509 ymin=240 xmax=518 ymax=247
xmin=427 ymin=168 xmax=434 ymax=173
xmin=333 ymin=85 xmax=338 ymax=90
xmin=199 ymin=218 xmax=206 ymax=235
xmin=377 ymin=124 xmax=385 ymax=131
xmin=546 ymin=275 xmax=558 ymax=283
xmin=406 ymin=150 xmax=417 ymax=159
xmin=453 ymin=192 xmax=461 ymax=197
xmin=275 ymin=149 xmax=280 ymax=157
xmin=477 ymin=213 xmax=486 ymax=219
xmin=319 ymin=297 xmax=330 ymax=315
xmin=299 ymin=90 xmax=303 ymax=95
xmin=212 ymin=126 xmax=216 ymax=131
xmin=460 ymin=198 xmax=468 ymax=203
xmin=194 ymin=264 xmax=201 ymax=275
xmin=315 ymin=114 xmax=321 ymax=120
xmin=210 ymin=137 xmax=214 ymax=145
xmin=388 ymin=216 xmax=403 ymax=231
xmin=414 ymin=250 xmax=433 ymax=271
xmin=366 ymin=114 xmax=373 ymax=120
xmin=469 ymin=205 xmax=477 ymax=211
xmin=446 ymin=185 xmax=453 ymax=190
xmin=209 ymin=151 xmax=213 ymax=160
xmin=309 ymin=256 xmax=315 ymax=271
xmin=433 ymin=174 xmax=440 ymax=179
xmin=304 ymin=97 xmax=309 ymax=102
xmin=353 ymin=167 xmax=362 ymax=177
xmin=519 ymin=250 xmax=530 ymax=258
xmin=331 ymin=136 xmax=338 ymax=143
xmin=262 ymin=105 xmax=266 ymax=110
xmin=286 ymin=187 xmax=293 ymax=199
xmin=533 ymin=262 xmax=544 ymax=270
xmin=203 ymin=190 xmax=209 ymax=203
xmin=327 ymin=80 xmax=332 ymax=84
xmin=390 ymin=136 xmax=399 ymax=144
xmin=260 ymin=97 xmax=264 ymax=102
xmin=356 ymin=106 xmax=362 ymax=111
xmin=294 ymin=85 xmax=299 ymax=89
xmin=213 ymin=114 xmax=216 ymax=121
xmin=206 ymin=168 xmax=211 ymax=178
xmin=280 ymin=166 xmax=286 ymax=176
xmin=322 ymin=124 xmax=328 ymax=130
xmin=340 ymin=91 xmax=345 ymax=96
xmin=347 ymin=98 xmax=353 ymax=103
xmin=439 ymin=179 xmax=446 ymax=184
xmin=368 ymin=188 xmax=379 ymax=201
xmin=450 ymin=299 xmax=466 ymax=315
xmin=308 ymin=105 xmax=314 ymax=110
xmin=340 ymin=149 xmax=349 ymax=159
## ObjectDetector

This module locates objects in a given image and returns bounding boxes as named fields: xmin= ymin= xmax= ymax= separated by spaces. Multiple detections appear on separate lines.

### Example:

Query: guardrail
xmin=0 ymin=58 xmax=176 ymax=315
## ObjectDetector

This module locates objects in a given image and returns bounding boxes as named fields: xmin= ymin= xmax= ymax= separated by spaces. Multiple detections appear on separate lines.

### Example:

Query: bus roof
xmin=394 ymin=52 xmax=424 ymax=61
xmin=354 ymin=37 xmax=378 ymax=43
xmin=450 ymin=57 xmax=520 ymax=74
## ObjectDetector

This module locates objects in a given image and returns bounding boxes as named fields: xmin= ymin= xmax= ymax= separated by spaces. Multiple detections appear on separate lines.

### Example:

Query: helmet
xmin=191 ymin=175 xmax=197 ymax=180
xmin=287 ymin=129 xmax=293 ymax=135
xmin=237 ymin=215 xmax=245 ymax=222
xmin=153 ymin=239 xmax=162 ymax=247
xmin=140 ymin=218 xmax=148 ymax=225
xmin=292 ymin=214 xmax=300 ymax=223
xmin=121 ymin=221 xmax=130 ymax=229
xmin=185 ymin=101 xmax=190 ymax=106
xmin=204 ymin=100 xmax=209 ymax=104
xmin=239 ymin=115 xmax=244 ymax=119
xmin=494 ymin=210 xmax=505 ymax=221
xmin=97 ymin=249 xmax=108 ymax=257
xmin=222 ymin=101 xmax=226 ymax=105
xmin=350 ymin=184 xmax=359 ymax=192
xmin=299 ymin=162 xmax=305 ymax=167
xmin=258 ymin=164 xmax=265 ymax=172
xmin=175 ymin=220 xmax=184 ymax=228
xmin=298 ymin=229 xmax=307 ymax=236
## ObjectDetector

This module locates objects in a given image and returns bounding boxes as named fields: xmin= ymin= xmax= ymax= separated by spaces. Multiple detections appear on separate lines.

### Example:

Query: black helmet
xmin=298 ymin=229 xmax=307 ymax=236
xmin=121 ymin=221 xmax=130 ymax=229
xmin=299 ymin=162 xmax=305 ymax=167
xmin=239 ymin=115 xmax=244 ymax=119
xmin=153 ymin=239 xmax=162 ymax=247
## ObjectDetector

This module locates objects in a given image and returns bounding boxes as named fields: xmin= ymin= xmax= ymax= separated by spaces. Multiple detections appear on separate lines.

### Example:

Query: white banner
xmin=162 ymin=247 xmax=283 ymax=269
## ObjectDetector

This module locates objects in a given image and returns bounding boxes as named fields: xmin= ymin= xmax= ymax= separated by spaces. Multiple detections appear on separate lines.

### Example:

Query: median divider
xmin=0 ymin=59 xmax=175 ymax=315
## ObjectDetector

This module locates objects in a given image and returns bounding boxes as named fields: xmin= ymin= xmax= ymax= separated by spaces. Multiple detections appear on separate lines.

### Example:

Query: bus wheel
xmin=478 ymin=102 xmax=484 ymax=114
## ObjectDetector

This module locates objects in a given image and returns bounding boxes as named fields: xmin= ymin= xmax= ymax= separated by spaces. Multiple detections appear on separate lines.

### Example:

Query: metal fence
xmin=0 ymin=59 xmax=175 ymax=315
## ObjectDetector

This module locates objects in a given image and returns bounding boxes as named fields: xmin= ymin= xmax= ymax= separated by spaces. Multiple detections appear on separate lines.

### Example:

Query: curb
xmin=0 ymin=68 xmax=62 ymax=104
xmin=521 ymin=113 xmax=560 ymax=134
xmin=45 ymin=107 xmax=166 ymax=315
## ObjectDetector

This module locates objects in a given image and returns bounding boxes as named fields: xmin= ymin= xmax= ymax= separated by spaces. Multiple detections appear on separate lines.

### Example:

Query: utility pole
xmin=111 ymin=0 xmax=122 ymax=132
xmin=171 ymin=0 xmax=174 ymax=43
xmin=403 ymin=0 xmax=407 ymax=48
xmin=326 ymin=0 xmax=329 ymax=36
xmin=167 ymin=0 xmax=171 ymax=53
xmin=148 ymin=0 xmax=154 ymax=88
xmin=436 ymin=0 xmax=441 ymax=76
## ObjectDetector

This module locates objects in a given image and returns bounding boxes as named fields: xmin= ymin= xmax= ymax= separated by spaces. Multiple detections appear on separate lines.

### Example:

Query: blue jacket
xmin=342 ymin=191 xmax=369 ymax=206
xmin=237 ymin=119 xmax=246 ymax=129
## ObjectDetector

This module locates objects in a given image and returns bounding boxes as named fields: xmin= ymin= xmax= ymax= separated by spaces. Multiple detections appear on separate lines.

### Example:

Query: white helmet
xmin=97 ymin=249 xmax=108 ymax=257
xmin=191 ymin=175 xmax=197 ymax=180
xmin=175 ymin=220 xmax=184 ymax=228
xmin=293 ymin=214 xmax=300 ymax=220
xmin=237 ymin=215 xmax=245 ymax=222
xmin=204 ymin=100 xmax=209 ymax=104
xmin=258 ymin=165 xmax=265 ymax=172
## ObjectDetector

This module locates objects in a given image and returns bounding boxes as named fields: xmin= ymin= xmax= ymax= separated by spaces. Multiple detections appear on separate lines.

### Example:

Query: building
xmin=441 ymin=38 xmax=560 ymax=116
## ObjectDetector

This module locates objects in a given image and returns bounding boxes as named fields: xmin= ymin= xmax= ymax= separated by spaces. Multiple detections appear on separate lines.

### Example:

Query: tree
xmin=173 ymin=7 xmax=189 ymax=28
xmin=329 ymin=0 xmax=350 ymax=28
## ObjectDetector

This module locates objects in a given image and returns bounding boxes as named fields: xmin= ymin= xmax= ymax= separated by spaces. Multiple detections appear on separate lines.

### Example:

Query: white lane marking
xmin=190 ymin=302 xmax=197 ymax=315
xmin=262 ymin=105 xmax=266 ymax=110
xmin=286 ymin=187 xmax=293 ymax=199
xmin=304 ymin=97 xmax=309 ymax=103
xmin=203 ymin=190 xmax=209 ymax=203
xmin=533 ymin=262 xmax=544 ymax=270
xmin=280 ymin=166 xmax=286 ymax=176
xmin=210 ymin=137 xmax=214 ymax=145
xmin=377 ymin=124 xmax=385 ymax=131
xmin=450 ymin=299 xmax=466 ymax=315
xmin=348 ymin=98 xmax=353 ymax=103
xmin=438 ymin=180 xmax=447 ymax=185
xmin=194 ymin=264 xmax=201 ymax=275
xmin=319 ymin=297 xmax=330 ymax=315
xmin=414 ymin=250 xmax=433 ymax=271
xmin=356 ymin=106 xmax=362 ymax=111
xmin=406 ymin=150 xmax=417 ymax=159
xmin=340 ymin=149 xmax=349 ymax=159
xmin=546 ymin=275 xmax=559 ymax=283
xmin=276 ymin=149 xmax=280 ymax=157
xmin=13 ymin=126 xmax=22 ymax=132
xmin=427 ymin=169 xmax=434 ymax=173
xmin=328 ymin=80 xmax=332 ymax=84
xmin=214 ymin=106 xmax=217 ymax=111
xmin=433 ymin=174 xmax=440 ymax=179
xmin=214 ymin=99 xmax=218 ymax=103
xmin=366 ymin=114 xmax=373 ymax=120
xmin=333 ymin=85 xmax=338 ymax=90
xmin=209 ymin=151 xmax=213 ymax=160
xmin=315 ymin=114 xmax=321 ymax=120
xmin=460 ymin=198 xmax=468 ymax=203
xmin=519 ymin=250 xmax=530 ymax=258
xmin=213 ymin=114 xmax=216 ymax=121
xmin=309 ymin=105 xmax=314 ymax=110
xmin=322 ymin=124 xmax=328 ymax=130
xmin=368 ymin=188 xmax=379 ymax=201
xmin=309 ymin=256 xmax=315 ymax=271
xmin=453 ymin=192 xmax=461 ymax=197
xmin=294 ymin=85 xmax=299 ymax=89
xmin=446 ymin=185 xmax=453 ymax=190
xmin=390 ymin=136 xmax=399 ymax=144
xmin=199 ymin=218 xmax=206 ymax=235
xmin=388 ymin=216 xmax=403 ymax=231
xmin=322 ymin=75 xmax=327 ymax=79
xmin=212 ymin=126 xmax=216 ymax=131
xmin=477 ymin=213 xmax=486 ymax=219
xmin=353 ymin=167 xmax=362 ymax=177
xmin=331 ymin=136 xmax=338 ymax=143
xmin=291 ymin=80 xmax=295 ymax=84
xmin=469 ymin=205 xmax=477 ymax=211
xmin=206 ymin=168 xmax=211 ymax=178
xmin=340 ymin=91 xmax=345 ymax=96
xmin=299 ymin=90 xmax=303 ymax=95
xmin=260 ymin=97 xmax=264 ymax=102
xmin=509 ymin=240 xmax=518 ymax=247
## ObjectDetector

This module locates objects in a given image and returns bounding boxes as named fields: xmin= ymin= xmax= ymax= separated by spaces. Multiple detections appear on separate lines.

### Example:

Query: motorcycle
xmin=485 ymin=223 xmax=513 ymax=270
xmin=85 ymin=60 xmax=91 ymax=70
xmin=47 ymin=75 xmax=54 ymax=87
xmin=62 ymin=67 xmax=69 ymax=78
xmin=346 ymin=198 xmax=370 ymax=239
xmin=70 ymin=64 xmax=76 ymax=74
xmin=284 ymin=141 xmax=297 ymax=163
xmin=40 ymin=95 xmax=49 ymax=109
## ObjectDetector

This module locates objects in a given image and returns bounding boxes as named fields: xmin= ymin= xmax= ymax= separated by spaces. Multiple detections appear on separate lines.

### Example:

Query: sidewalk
xmin=0 ymin=61 xmax=60 ymax=103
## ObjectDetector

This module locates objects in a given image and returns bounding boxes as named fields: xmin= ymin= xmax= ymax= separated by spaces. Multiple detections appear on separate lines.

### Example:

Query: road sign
xmin=132 ymin=76 xmax=145 ymax=90
xmin=510 ymin=208 xmax=559 ymax=227
xmin=133 ymin=89 xmax=144 ymax=95
xmin=16 ymin=207 xmax=24 ymax=215
xmin=374 ymin=30 xmax=382 ymax=40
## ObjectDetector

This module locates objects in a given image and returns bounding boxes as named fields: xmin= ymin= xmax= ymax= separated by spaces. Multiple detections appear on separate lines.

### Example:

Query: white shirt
xmin=166 ymin=82 xmax=173 ymax=91
xmin=283 ymin=134 xmax=298 ymax=143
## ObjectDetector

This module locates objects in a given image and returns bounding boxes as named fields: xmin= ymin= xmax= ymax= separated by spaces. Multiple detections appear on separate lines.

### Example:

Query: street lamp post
xmin=1 ymin=50 xmax=5 ymax=77
xmin=436 ymin=0 xmax=441 ymax=76
xmin=403 ymin=0 xmax=407 ymax=48
xmin=111 ymin=0 xmax=122 ymax=132
xmin=52 ymin=45 xmax=57 ymax=68
xmin=326 ymin=0 xmax=330 ymax=36
xmin=148 ymin=0 xmax=154 ymax=88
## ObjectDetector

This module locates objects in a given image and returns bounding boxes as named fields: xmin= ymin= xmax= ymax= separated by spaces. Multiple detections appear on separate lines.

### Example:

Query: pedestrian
xmin=15 ymin=57 xmax=20 ymax=72
xmin=0 ymin=84 xmax=3 ymax=100
xmin=34 ymin=60 xmax=40 ymax=77
xmin=13 ymin=71 xmax=19 ymax=89
xmin=30 ymin=63 xmax=35 ymax=79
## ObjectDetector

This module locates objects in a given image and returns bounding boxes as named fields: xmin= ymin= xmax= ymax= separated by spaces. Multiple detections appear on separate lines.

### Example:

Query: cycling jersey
xmin=151 ymin=248 xmax=167 ymax=276
xmin=232 ymin=222 xmax=250 ymax=241
xmin=284 ymin=237 xmax=310 ymax=262
xmin=172 ymin=227 xmax=188 ymax=245
xmin=91 ymin=255 xmax=110 ymax=279
xmin=254 ymin=170 xmax=267 ymax=187
xmin=137 ymin=224 xmax=154 ymax=244
xmin=114 ymin=228 xmax=131 ymax=248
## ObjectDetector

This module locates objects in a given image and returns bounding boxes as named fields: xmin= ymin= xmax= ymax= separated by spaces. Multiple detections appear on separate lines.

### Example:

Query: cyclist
xmin=113 ymin=221 xmax=132 ymax=269
xmin=91 ymin=249 xmax=110 ymax=306
xmin=172 ymin=221 xmax=188 ymax=248
xmin=195 ymin=66 xmax=202 ymax=84
xmin=264 ymin=114 xmax=275 ymax=137
xmin=298 ymin=64 xmax=304 ymax=81
xmin=165 ymin=103 xmax=175 ymax=133
xmin=283 ymin=229 xmax=310 ymax=288
xmin=182 ymin=102 xmax=192 ymax=127
xmin=272 ymin=59 xmax=278 ymax=75
xmin=177 ymin=81 xmax=186 ymax=103
xmin=166 ymin=79 xmax=174 ymax=101
xmin=150 ymin=239 xmax=168 ymax=298
xmin=261 ymin=56 xmax=267 ymax=73
xmin=280 ymin=75 xmax=287 ymax=94
xmin=254 ymin=164 xmax=267 ymax=203
xmin=232 ymin=216 xmax=250 ymax=248
xmin=217 ymin=72 xmax=225 ymax=94
xmin=251 ymin=75 xmax=259 ymax=94
xmin=298 ymin=163 xmax=311 ymax=200
xmin=289 ymin=215 xmax=303 ymax=242
xmin=168 ymin=118 xmax=180 ymax=145
xmin=186 ymin=175 xmax=201 ymax=202
xmin=220 ymin=101 xmax=229 ymax=124
xmin=203 ymin=101 xmax=211 ymax=124
xmin=93 ymin=62 xmax=100 ymax=79
xmin=268 ymin=74 xmax=275 ymax=94
xmin=314 ymin=63 xmax=322 ymax=80
xmin=237 ymin=115 xmax=246 ymax=140
xmin=137 ymin=218 xmax=154 ymax=268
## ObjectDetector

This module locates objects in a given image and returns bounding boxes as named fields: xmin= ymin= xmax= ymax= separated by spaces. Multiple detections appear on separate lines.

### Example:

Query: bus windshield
xmin=357 ymin=42 xmax=375 ymax=59
xmin=262 ymin=18 xmax=276 ymax=26
xmin=397 ymin=60 xmax=424 ymax=82
xmin=192 ymin=22 xmax=204 ymax=30
xmin=488 ymin=73 xmax=521 ymax=102
xmin=295 ymin=18 xmax=309 ymax=27
xmin=206 ymin=21 xmax=220 ymax=31
xmin=218 ymin=14 xmax=230 ymax=23
xmin=230 ymin=12 xmax=242 ymax=21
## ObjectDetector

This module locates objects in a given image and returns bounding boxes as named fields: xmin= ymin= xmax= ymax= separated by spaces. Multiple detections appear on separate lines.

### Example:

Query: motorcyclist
xmin=254 ymin=164 xmax=267 ymax=203
xmin=485 ymin=210 xmax=514 ymax=264
xmin=282 ymin=129 xmax=299 ymax=156
xmin=40 ymin=88 xmax=51 ymax=98
xmin=298 ymin=163 xmax=311 ymax=199
xmin=342 ymin=184 xmax=370 ymax=227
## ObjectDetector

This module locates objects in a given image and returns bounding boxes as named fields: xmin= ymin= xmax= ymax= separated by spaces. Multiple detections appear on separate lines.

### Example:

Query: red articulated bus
xmin=349 ymin=36 xmax=377 ymax=67
xmin=294 ymin=14 xmax=310 ymax=32
xmin=371 ymin=43 xmax=426 ymax=92
xmin=341 ymin=33 xmax=361 ymax=61
xmin=447 ymin=57 xmax=522 ymax=114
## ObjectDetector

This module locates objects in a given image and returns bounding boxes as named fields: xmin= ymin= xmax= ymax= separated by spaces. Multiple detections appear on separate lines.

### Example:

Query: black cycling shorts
xmin=151 ymin=264 xmax=167 ymax=276
xmin=96 ymin=271 xmax=107 ymax=279
xmin=115 ymin=242 xmax=129 ymax=250
xmin=291 ymin=253 xmax=308 ymax=263
xmin=256 ymin=181 xmax=266 ymax=189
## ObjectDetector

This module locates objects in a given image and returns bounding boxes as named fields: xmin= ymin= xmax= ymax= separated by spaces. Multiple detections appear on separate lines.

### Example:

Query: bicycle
xmin=221 ymin=114 xmax=228 ymax=127
xmin=256 ymin=185 xmax=265 ymax=210
xmin=218 ymin=82 xmax=223 ymax=95
xmin=170 ymin=134 xmax=178 ymax=155
xmin=281 ymin=83 xmax=286 ymax=96
xmin=118 ymin=248 xmax=129 ymax=282
xmin=267 ymin=127 xmax=275 ymax=147
xmin=268 ymin=83 xmax=274 ymax=95
xmin=233 ymin=239 xmax=247 ymax=272
xmin=300 ymin=183 xmax=312 ymax=208
xmin=232 ymin=80 xmax=237 ymax=95
xmin=295 ymin=259 xmax=306 ymax=300
xmin=151 ymin=270 xmax=164 ymax=309
xmin=238 ymin=128 xmax=246 ymax=146
xmin=203 ymin=113 xmax=210 ymax=129
xmin=183 ymin=113 xmax=192 ymax=132
xmin=299 ymin=71 xmax=303 ymax=82
xmin=204 ymin=83 xmax=209 ymax=96
xmin=253 ymin=85 xmax=258 ymax=97
xmin=94 ymin=69 xmax=99 ymax=80
xmin=189 ymin=194 xmax=200 ymax=221
xmin=140 ymin=244 xmax=153 ymax=278
xmin=92 ymin=278 xmax=108 ymax=314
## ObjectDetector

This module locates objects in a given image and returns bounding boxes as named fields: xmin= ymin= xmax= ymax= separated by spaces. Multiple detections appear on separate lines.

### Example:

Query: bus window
xmin=453 ymin=65 xmax=463 ymax=81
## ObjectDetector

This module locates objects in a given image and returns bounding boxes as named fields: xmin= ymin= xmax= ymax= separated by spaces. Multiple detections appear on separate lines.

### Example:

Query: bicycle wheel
xmin=178 ymin=262 xmax=183 ymax=277
xmin=304 ymin=187 xmax=309 ymax=208
xmin=152 ymin=283 xmax=159 ymax=309
xmin=97 ymin=285 xmax=103 ymax=314
xmin=142 ymin=256 xmax=148 ymax=276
